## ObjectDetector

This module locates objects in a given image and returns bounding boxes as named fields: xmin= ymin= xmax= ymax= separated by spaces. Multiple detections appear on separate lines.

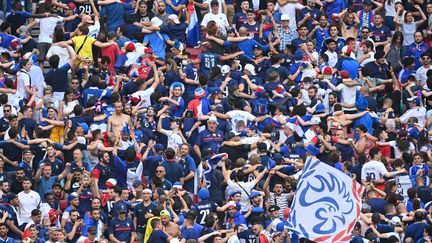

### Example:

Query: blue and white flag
xmin=186 ymin=4 xmax=200 ymax=47
xmin=287 ymin=159 xmax=363 ymax=243
xmin=392 ymin=175 xmax=416 ymax=203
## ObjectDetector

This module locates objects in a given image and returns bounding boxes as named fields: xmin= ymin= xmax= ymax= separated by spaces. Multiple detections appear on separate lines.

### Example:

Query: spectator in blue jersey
xmin=0 ymin=223 xmax=14 ymax=243
xmin=63 ymin=209 xmax=83 ymax=242
xmin=178 ymin=144 xmax=196 ymax=192
xmin=192 ymin=188 xmax=230 ymax=226
xmin=181 ymin=214 xmax=202 ymax=241
xmin=61 ymin=192 xmax=80 ymax=228
xmin=243 ymin=9 xmax=259 ymax=41
xmin=194 ymin=115 xmax=225 ymax=158
xmin=193 ymin=41 xmax=244 ymax=78
xmin=398 ymin=57 xmax=416 ymax=84
xmin=149 ymin=166 xmax=173 ymax=190
xmin=410 ymin=153 xmax=430 ymax=185
xmin=81 ymin=75 xmax=104 ymax=107
xmin=81 ymin=209 xmax=104 ymax=240
xmin=288 ymin=50 xmax=307 ymax=83
xmin=160 ymin=148 xmax=184 ymax=184
xmin=133 ymin=188 xmax=158 ymax=242
xmin=92 ymin=151 xmax=112 ymax=191
xmin=298 ymin=0 xmax=320 ymax=31
xmin=108 ymin=205 xmax=135 ymax=243
xmin=334 ymin=47 xmax=360 ymax=79
xmin=320 ymin=25 xmax=346 ymax=55
xmin=148 ymin=218 xmax=174 ymax=243
xmin=159 ymin=82 xmax=185 ymax=118
xmin=370 ymin=13 xmax=391 ymax=49
xmin=308 ymin=14 xmax=329 ymax=53
xmin=18 ymin=149 xmax=33 ymax=178
xmin=406 ymin=31 xmax=429 ymax=70
xmin=291 ymin=25 xmax=309 ymax=49
xmin=233 ymin=0 xmax=249 ymax=29
xmin=45 ymin=42 xmax=77 ymax=101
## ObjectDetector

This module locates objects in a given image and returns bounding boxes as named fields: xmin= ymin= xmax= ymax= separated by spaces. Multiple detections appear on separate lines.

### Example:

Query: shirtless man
xmin=107 ymin=101 xmax=132 ymax=139
xmin=160 ymin=210 xmax=180 ymax=238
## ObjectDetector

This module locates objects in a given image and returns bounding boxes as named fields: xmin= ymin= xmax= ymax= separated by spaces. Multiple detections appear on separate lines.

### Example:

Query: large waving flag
xmin=287 ymin=159 xmax=363 ymax=242
xmin=186 ymin=4 xmax=201 ymax=47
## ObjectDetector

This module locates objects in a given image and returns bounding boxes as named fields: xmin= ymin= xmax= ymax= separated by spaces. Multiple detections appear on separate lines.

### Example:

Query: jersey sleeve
xmin=107 ymin=220 xmax=115 ymax=235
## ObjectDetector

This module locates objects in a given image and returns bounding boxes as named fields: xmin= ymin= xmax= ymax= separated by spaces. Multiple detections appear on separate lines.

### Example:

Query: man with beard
xmin=64 ymin=209 xmax=83 ymax=242
xmin=81 ymin=208 xmax=104 ymax=240
xmin=154 ymin=1 xmax=169 ymax=27
xmin=92 ymin=151 xmax=112 ymax=191
xmin=327 ymin=92 xmax=337 ymax=113
xmin=415 ymin=53 xmax=432 ymax=85
xmin=61 ymin=192 xmax=80 ymax=228
xmin=160 ymin=210 xmax=180 ymax=238
xmin=0 ymin=181 xmax=10 ymax=203
xmin=133 ymin=188 xmax=158 ymax=243
xmin=263 ymin=174 xmax=293 ymax=219
xmin=324 ymin=39 xmax=338 ymax=67
xmin=108 ymin=101 xmax=133 ymax=139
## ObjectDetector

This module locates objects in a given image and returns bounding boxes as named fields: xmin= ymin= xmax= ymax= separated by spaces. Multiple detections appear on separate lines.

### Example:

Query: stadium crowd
xmin=0 ymin=0 xmax=432 ymax=241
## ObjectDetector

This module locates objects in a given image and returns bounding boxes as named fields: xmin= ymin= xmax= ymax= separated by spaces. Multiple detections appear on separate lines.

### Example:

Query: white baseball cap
xmin=244 ymin=63 xmax=256 ymax=75
xmin=221 ymin=65 xmax=230 ymax=75
xmin=151 ymin=17 xmax=163 ymax=27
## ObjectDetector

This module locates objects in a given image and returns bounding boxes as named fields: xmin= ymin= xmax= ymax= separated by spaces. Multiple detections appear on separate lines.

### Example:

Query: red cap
xmin=67 ymin=2 xmax=76 ymax=12
xmin=323 ymin=66 xmax=333 ymax=75
xmin=144 ymin=47 xmax=153 ymax=54
xmin=125 ymin=42 xmax=135 ymax=52
xmin=340 ymin=70 xmax=350 ymax=79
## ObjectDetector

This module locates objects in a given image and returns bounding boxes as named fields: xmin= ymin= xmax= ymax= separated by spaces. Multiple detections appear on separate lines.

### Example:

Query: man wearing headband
xmin=134 ymin=188 xmax=158 ymax=243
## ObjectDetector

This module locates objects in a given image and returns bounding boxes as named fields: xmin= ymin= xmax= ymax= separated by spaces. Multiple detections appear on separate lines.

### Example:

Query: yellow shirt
xmin=72 ymin=35 xmax=96 ymax=61
xmin=49 ymin=126 xmax=64 ymax=143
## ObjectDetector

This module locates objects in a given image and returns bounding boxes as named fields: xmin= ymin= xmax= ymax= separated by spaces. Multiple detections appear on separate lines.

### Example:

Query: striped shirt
xmin=270 ymin=192 xmax=291 ymax=218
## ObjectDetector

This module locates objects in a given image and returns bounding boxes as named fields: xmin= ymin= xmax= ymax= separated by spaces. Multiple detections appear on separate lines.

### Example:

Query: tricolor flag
xmin=288 ymin=159 xmax=363 ymax=242
xmin=186 ymin=4 xmax=200 ymax=47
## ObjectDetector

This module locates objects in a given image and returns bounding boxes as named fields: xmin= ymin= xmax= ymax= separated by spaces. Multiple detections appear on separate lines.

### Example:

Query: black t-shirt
xmin=131 ymin=12 xmax=154 ymax=23
xmin=218 ymin=144 xmax=251 ymax=163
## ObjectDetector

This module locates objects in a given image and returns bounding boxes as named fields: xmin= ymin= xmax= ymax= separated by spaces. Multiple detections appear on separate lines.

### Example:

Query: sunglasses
xmin=3 ymin=110 xmax=10 ymax=112
xmin=156 ymin=170 xmax=164 ymax=173
xmin=362 ymin=31 xmax=369 ymax=34
xmin=71 ymin=82 xmax=79 ymax=84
